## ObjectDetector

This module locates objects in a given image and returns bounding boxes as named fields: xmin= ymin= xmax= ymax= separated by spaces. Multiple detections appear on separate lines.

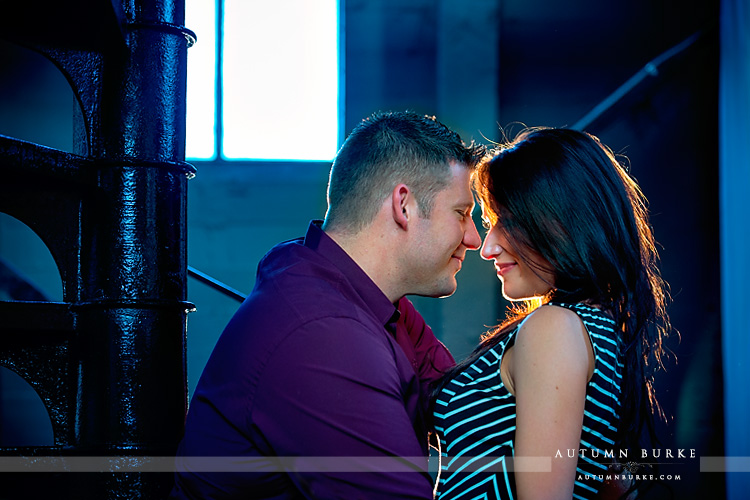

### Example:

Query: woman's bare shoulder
xmin=514 ymin=304 xmax=592 ymax=377
xmin=517 ymin=304 xmax=586 ymax=339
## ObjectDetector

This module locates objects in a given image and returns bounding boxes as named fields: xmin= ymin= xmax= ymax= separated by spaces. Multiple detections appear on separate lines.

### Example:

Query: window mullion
xmin=215 ymin=0 xmax=224 ymax=160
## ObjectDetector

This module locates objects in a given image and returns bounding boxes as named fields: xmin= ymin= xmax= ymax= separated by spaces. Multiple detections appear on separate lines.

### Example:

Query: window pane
xmin=186 ymin=0 xmax=217 ymax=160
xmin=222 ymin=0 xmax=340 ymax=161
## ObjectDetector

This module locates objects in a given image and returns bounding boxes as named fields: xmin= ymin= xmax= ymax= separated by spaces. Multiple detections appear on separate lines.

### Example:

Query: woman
xmin=433 ymin=128 xmax=671 ymax=499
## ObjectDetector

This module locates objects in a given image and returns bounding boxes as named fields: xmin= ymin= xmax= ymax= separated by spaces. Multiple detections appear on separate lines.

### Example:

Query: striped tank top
xmin=433 ymin=302 xmax=623 ymax=500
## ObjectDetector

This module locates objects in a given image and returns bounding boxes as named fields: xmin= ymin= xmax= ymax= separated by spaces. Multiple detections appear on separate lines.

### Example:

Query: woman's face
xmin=480 ymin=216 xmax=556 ymax=301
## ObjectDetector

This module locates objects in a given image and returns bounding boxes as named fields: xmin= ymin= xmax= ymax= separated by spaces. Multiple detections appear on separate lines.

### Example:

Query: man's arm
xmin=396 ymin=297 xmax=455 ymax=388
xmin=252 ymin=316 xmax=435 ymax=499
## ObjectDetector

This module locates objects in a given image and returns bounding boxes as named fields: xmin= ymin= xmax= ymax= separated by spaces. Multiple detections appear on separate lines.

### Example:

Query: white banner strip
xmin=0 ymin=456 xmax=552 ymax=473
xmin=700 ymin=457 xmax=750 ymax=473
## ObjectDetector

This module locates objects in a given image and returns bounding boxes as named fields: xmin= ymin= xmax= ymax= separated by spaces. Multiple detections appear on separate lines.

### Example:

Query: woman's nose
xmin=480 ymin=228 xmax=502 ymax=261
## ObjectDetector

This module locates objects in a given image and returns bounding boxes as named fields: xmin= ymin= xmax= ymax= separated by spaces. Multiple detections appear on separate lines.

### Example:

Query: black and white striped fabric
xmin=434 ymin=302 xmax=623 ymax=500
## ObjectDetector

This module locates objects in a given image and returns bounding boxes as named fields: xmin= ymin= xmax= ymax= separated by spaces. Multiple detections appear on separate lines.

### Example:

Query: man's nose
xmin=464 ymin=219 xmax=482 ymax=250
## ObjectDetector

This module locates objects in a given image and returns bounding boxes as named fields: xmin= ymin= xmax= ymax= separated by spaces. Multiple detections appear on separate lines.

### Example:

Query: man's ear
xmin=391 ymin=184 xmax=413 ymax=230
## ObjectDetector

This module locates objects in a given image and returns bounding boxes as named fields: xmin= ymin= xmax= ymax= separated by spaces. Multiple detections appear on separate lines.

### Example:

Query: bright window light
xmin=185 ymin=0 xmax=217 ymax=160
xmin=222 ymin=0 xmax=340 ymax=161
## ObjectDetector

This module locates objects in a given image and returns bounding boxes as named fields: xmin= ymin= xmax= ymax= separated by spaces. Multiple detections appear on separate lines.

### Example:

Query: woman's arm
xmin=510 ymin=305 xmax=595 ymax=500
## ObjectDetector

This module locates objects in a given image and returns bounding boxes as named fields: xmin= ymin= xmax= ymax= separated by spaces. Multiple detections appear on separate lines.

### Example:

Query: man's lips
xmin=451 ymin=255 xmax=464 ymax=271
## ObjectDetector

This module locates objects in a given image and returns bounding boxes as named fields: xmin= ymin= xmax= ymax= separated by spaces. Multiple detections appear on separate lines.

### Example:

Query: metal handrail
xmin=573 ymin=29 xmax=705 ymax=131
xmin=187 ymin=266 xmax=247 ymax=302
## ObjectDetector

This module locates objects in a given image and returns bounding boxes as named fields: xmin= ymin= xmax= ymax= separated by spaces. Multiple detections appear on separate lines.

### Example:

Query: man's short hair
xmin=323 ymin=111 xmax=485 ymax=234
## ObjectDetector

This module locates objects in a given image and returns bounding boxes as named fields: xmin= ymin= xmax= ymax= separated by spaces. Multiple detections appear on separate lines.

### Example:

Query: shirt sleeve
xmin=395 ymin=297 xmax=456 ymax=398
xmin=251 ymin=316 xmax=435 ymax=500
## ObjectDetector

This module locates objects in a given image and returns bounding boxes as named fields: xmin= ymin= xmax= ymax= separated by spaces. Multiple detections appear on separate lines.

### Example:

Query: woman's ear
xmin=391 ymin=184 xmax=412 ymax=230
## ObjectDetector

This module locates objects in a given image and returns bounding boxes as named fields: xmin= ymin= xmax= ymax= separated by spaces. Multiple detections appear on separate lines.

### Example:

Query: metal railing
xmin=187 ymin=266 xmax=247 ymax=302
xmin=573 ymin=28 xmax=708 ymax=131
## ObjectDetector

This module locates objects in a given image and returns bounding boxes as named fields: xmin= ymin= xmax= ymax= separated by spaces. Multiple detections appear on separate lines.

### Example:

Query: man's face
xmin=404 ymin=163 xmax=481 ymax=298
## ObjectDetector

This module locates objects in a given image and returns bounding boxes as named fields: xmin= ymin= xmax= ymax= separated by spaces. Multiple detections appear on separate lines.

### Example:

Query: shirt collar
xmin=303 ymin=220 xmax=399 ymax=331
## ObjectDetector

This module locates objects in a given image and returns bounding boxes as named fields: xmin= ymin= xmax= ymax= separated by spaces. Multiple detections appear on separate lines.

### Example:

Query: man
xmin=171 ymin=111 xmax=485 ymax=499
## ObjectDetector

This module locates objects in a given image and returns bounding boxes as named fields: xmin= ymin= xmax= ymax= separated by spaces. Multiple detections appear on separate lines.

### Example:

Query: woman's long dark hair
xmin=436 ymin=127 xmax=672 ymax=466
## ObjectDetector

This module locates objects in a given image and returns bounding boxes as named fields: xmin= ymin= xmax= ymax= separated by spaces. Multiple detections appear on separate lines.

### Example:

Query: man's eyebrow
xmin=456 ymin=201 xmax=475 ymax=213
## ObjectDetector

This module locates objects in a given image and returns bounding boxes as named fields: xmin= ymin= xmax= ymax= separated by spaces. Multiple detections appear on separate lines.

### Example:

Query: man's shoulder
xmin=250 ymin=236 xmax=371 ymax=318
xmin=210 ymin=230 xmax=391 ymax=373
xmin=258 ymin=235 xmax=342 ymax=285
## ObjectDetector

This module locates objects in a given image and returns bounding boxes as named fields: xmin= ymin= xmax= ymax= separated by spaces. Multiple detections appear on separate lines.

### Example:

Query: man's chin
xmin=413 ymin=282 xmax=458 ymax=299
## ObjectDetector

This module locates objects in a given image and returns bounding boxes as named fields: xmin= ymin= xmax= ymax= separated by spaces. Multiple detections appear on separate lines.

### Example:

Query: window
xmin=185 ymin=0 xmax=341 ymax=161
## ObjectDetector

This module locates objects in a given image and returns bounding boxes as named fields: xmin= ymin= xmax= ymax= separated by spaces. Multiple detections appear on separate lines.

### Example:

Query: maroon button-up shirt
xmin=171 ymin=221 xmax=455 ymax=499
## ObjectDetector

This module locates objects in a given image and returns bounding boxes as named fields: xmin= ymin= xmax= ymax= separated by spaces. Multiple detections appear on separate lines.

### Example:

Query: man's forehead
xmin=447 ymin=165 xmax=475 ymax=197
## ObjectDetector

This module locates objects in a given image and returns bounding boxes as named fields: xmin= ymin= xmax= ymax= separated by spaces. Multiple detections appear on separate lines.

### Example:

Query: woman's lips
xmin=496 ymin=262 xmax=516 ymax=276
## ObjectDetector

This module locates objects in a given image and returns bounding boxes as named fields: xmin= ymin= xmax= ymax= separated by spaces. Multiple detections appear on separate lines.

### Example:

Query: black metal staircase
xmin=0 ymin=1 xmax=195 ymax=497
